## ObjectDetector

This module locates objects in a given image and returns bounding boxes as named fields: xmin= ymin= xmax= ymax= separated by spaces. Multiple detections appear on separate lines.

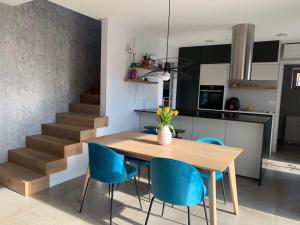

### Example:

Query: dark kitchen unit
xmin=176 ymin=41 xmax=280 ymax=110
xmin=198 ymin=85 xmax=224 ymax=110
xmin=162 ymin=80 xmax=170 ymax=107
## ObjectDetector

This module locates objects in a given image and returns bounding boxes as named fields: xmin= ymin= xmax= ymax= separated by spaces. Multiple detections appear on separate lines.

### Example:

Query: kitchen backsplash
xmin=227 ymin=89 xmax=277 ymax=112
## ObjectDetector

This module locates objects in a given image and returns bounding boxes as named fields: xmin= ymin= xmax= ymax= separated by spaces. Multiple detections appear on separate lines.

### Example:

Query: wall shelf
xmin=228 ymin=86 xmax=277 ymax=90
xmin=137 ymin=66 xmax=159 ymax=70
xmin=124 ymin=78 xmax=158 ymax=84
xmin=228 ymin=80 xmax=278 ymax=90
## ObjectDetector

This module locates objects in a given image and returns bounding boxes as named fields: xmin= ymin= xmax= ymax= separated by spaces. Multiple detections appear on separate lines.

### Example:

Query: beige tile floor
xmin=0 ymin=167 xmax=299 ymax=225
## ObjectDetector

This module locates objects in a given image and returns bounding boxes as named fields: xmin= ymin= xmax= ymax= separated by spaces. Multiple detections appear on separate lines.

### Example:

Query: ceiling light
xmin=140 ymin=0 xmax=192 ymax=81
xmin=276 ymin=33 xmax=288 ymax=37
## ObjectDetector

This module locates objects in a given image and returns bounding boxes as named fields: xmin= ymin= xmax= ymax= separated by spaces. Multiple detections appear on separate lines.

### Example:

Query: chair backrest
xmin=195 ymin=137 xmax=224 ymax=146
xmin=150 ymin=158 xmax=206 ymax=206
xmin=88 ymin=143 xmax=128 ymax=184
xmin=143 ymin=129 xmax=157 ymax=135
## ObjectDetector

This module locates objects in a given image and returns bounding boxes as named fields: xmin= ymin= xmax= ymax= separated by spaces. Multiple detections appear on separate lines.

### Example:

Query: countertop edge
xmin=134 ymin=109 xmax=273 ymax=124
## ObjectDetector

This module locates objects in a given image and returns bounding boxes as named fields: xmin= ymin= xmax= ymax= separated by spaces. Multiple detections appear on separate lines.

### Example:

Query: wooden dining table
xmin=82 ymin=131 xmax=243 ymax=225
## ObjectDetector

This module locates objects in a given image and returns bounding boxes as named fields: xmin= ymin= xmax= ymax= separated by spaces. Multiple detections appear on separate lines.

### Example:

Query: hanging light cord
xmin=166 ymin=0 xmax=171 ymax=61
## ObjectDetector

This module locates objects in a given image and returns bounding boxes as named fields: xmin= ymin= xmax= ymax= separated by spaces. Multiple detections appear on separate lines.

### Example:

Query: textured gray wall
xmin=0 ymin=0 xmax=101 ymax=162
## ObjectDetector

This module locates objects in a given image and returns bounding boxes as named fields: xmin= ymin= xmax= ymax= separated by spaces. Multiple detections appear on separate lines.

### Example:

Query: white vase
xmin=157 ymin=126 xmax=172 ymax=145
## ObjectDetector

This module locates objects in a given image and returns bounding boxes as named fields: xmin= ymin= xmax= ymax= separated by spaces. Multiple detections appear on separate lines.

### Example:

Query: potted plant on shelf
xmin=156 ymin=107 xmax=179 ymax=145
xmin=129 ymin=63 xmax=138 ymax=80
xmin=142 ymin=53 xmax=151 ymax=67
xmin=128 ymin=38 xmax=138 ymax=79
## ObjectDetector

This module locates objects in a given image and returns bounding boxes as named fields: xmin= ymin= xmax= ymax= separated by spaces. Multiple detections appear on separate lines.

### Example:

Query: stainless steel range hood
xmin=228 ymin=23 xmax=278 ymax=89
xmin=229 ymin=24 xmax=255 ymax=81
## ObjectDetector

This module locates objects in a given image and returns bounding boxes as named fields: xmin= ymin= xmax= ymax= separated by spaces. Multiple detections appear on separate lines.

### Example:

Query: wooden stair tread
xmin=69 ymin=103 xmax=100 ymax=116
xmin=28 ymin=134 xmax=77 ymax=146
xmin=8 ymin=148 xmax=67 ymax=175
xmin=43 ymin=123 xmax=90 ymax=131
xmin=0 ymin=162 xmax=45 ymax=182
xmin=0 ymin=162 xmax=49 ymax=196
xmin=56 ymin=112 xmax=108 ymax=128
xmin=0 ymin=84 xmax=104 ymax=196
xmin=26 ymin=134 xmax=82 ymax=158
xmin=80 ymin=94 xmax=100 ymax=105
xmin=42 ymin=123 xmax=96 ymax=142
xmin=57 ymin=112 xmax=100 ymax=119
xmin=9 ymin=148 xmax=61 ymax=163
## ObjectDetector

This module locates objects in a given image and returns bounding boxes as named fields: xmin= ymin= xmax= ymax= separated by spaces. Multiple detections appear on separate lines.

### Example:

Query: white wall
xmin=98 ymin=17 xmax=178 ymax=136
xmin=50 ymin=17 xmax=179 ymax=186
xmin=227 ymin=89 xmax=277 ymax=112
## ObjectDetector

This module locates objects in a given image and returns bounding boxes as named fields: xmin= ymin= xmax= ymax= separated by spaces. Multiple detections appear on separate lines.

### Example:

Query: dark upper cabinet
xmin=179 ymin=41 xmax=280 ymax=65
xmin=253 ymin=41 xmax=280 ymax=62
xmin=176 ymin=41 xmax=280 ymax=110
xmin=176 ymin=64 xmax=200 ymax=110
xmin=179 ymin=46 xmax=202 ymax=64
xmin=200 ymin=44 xmax=231 ymax=64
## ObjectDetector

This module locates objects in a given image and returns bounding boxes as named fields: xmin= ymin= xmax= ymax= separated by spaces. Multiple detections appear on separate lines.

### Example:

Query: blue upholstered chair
xmin=79 ymin=143 xmax=142 ymax=225
xmin=123 ymin=129 xmax=157 ymax=200
xmin=195 ymin=137 xmax=227 ymax=204
xmin=145 ymin=158 xmax=208 ymax=225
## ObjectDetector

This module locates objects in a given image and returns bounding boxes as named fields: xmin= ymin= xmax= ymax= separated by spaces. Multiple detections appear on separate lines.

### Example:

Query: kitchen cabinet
xmin=283 ymin=43 xmax=300 ymax=59
xmin=179 ymin=41 xmax=279 ymax=65
xmin=200 ymin=45 xmax=231 ymax=64
xmin=200 ymin=63 xmax=279 ymax=83
xmin=200 ymin=64 xmax=229 ymax=85
xmin=225 ymin=121 xmax=264 ymax=179
xmin=251 ymin=63 xmax=279 ymax=80
xmin=176 ymin=64 xmax=200 ymax=110
xmin=178 ymin=46 xmax=202 ymax=64
xmin=192 ymin=118 xmax=226 ymax=140
xmin=138 ymin=112 xmax=267 ymax=181
xmin=252 ymin=41 xmax=280 ymax=62
xmin=177 ymin=41 xmax=280 ymax=110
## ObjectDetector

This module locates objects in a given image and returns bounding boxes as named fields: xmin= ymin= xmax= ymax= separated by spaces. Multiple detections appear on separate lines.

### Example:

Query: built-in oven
xmin=198 ymin=85 xmax=224 ymax=110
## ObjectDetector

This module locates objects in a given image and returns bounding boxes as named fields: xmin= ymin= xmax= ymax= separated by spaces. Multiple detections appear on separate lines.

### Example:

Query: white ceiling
xmin=3 ymin=0 xmax=300 ymax=47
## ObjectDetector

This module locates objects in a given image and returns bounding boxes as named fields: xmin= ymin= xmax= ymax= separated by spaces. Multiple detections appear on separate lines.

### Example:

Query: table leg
xmin=208 ymin=171 xmax=217 ymax=225
xmin=81 ymin=166 xmax=90 ymax=201
xmin=228 ymin=161 xmax=239 ymax=215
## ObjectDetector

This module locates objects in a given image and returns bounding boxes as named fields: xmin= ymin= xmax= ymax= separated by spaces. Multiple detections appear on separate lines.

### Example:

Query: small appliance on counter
xmin=225 ymin=97 xmax=240 ymax=111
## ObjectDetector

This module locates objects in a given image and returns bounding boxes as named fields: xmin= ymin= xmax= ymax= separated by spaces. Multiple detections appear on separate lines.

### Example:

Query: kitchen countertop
xmin=134 ymin=108 xmax=273 ymax=124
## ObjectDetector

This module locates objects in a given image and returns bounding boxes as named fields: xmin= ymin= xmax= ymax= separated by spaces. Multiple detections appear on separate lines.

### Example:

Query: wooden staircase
xmin=0 ymin=86 xmax=107 ymax=196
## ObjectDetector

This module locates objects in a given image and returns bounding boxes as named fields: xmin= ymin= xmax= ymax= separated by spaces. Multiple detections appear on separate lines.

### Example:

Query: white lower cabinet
xmin=138 ymin=112 xmax=264 ymax=180
xmin=192 ymin=118 xmax=226 ymax=141
xmin=225 ymin=121 xmax=264 ymax=179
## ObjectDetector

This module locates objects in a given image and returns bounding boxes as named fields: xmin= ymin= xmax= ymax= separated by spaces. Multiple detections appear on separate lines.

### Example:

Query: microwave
xmin=198 ymin=85 xmax=224 ymax=110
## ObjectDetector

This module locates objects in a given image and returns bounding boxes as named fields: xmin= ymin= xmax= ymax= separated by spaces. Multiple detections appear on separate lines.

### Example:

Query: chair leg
xmin=79 ymin=177 xmax=91 ymax=213
xmin=203 ymin=200 xmax=209 ymax=225
xmin=134 ymin=176 xmax=143 ymax=210
xmin=116 ymin=183 xmax=120 ymax=191
xmin=138 ymin=164 xmax=141 ymax=180
xmin=187 ymin=206 xmax=191 ymax=225
xmin=221 ymin=177 xmax=226 ymax=204
xmin=147 ymin=166 xmax=151 ymax=201
xmin=108 ymin=184 xmax=111 ymax=197
xmin=161 ymin=202 xmax=165 ymax=217
xmin=109 ymin=184 xmax=114 ymax=225
xmin=145 ymin=197 xmax=155 ymax=225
